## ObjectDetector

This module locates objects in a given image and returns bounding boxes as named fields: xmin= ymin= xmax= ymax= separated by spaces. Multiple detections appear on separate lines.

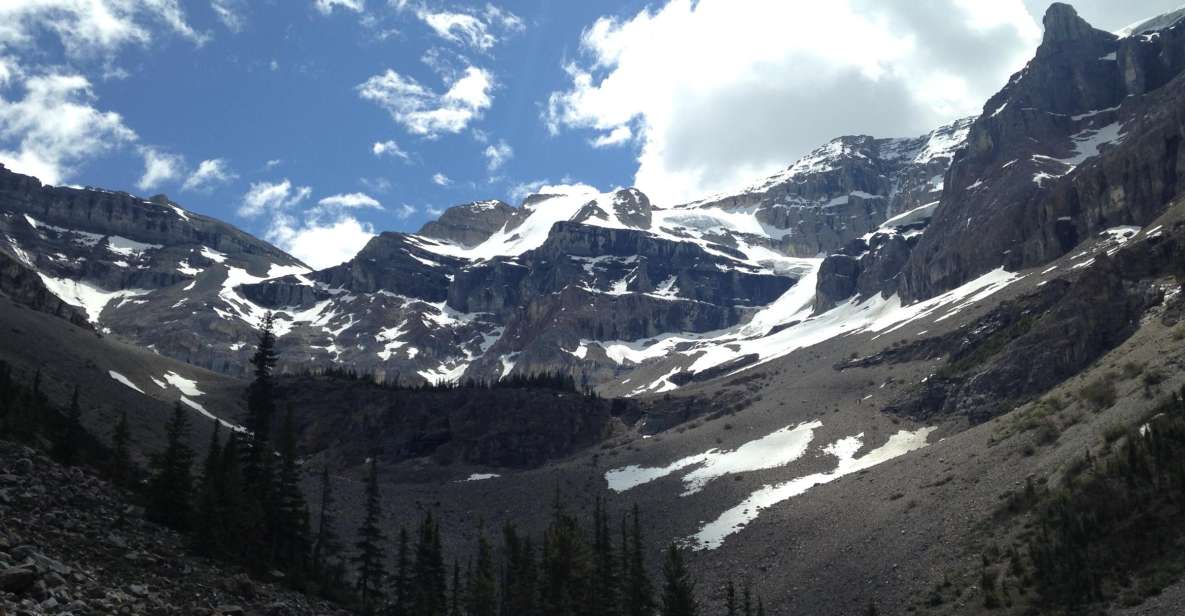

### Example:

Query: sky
xmin=0 ymin=0 xmax=1180 ymax=269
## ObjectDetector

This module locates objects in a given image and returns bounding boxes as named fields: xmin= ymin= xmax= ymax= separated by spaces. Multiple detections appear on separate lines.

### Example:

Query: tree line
xmin=0 ymin=315 xmax=766 ymax=614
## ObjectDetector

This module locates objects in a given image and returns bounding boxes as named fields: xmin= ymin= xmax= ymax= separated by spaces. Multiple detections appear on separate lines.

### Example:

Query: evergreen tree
xmin=354 ymin=458 xmax=387 ymax=612
xmin=591 ymin=496 xmax=619 ymax=616
xmin=312 ymin=465 xmax=342 ymax=583
xmin=110 ymin=410 xmax=132 ymax=486
xmin=411 ymin=512 xmax=447 ymax=616
xmin=756 ymin=598 xmax=766 ymax=616
xmin=500 ymin=522 xmax=538 ymax=616
xmin=147 ymin=402 xmax=195 ymax=530
xmin=275 ymin=407 xmax=310 ymax=578
xmin=621 ymin=505 xmax=655 ymax=616
xmin=725 ymin=579 xmax=737 ymax=616
xmin=539 ymin=494 xmax=592 ymax=616
xmin=467 ymin=524 xmax=497 ymax=616
xmin=390 ymin=527 xmax=411 ymax=616
xmin=659 ymin=544 xmax=696 ymax=616
xmin=244 ymin=312 xmax=280 ymax=567
xmin=193 ymin=422 xmax=224 ymax=555
xmin=56 ymin=385 xmax=83 ymax=465
xmin=742 ymin=580 xmax=753 ymax=616
xmin=450 ymin=560 xmax=462 ymax=616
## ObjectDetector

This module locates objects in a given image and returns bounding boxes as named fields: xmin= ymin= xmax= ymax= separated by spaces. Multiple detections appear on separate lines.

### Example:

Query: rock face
xmin=689 ymin=118 xmax=971 ymax=258
xmin=899 ymin=4 xmax=1185 ymax=301
xmin=417 ymin=200 xmax=515 ymax=247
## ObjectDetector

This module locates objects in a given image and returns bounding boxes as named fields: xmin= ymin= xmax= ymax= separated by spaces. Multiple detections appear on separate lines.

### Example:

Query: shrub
xmin=1079 ymin=377 xmax=1117 ymax=411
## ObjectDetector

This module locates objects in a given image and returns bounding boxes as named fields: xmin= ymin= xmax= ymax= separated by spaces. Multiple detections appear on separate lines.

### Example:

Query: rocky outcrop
xmin=899 ymin=5 xmax=1185 ymax=302
xmin=0 ymin=441 xmax=348 ymax=615
xmin=0 ymin=251 xmax=90 ymax=328
xmin=417 ymin=200 xmax=514 ymax=247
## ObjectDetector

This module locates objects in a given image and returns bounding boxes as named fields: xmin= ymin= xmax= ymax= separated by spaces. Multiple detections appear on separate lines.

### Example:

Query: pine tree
xmin=57 ymin=385 xmax=83 ymax=465
xmin=450 ymin=560 xmax=463 ymax=616
xmin=244 ymin=312 xmax=280 ymax=568
xmin=193 ymin=422 xmax=223 ymax=555
xmin=660 ymin=544 xmax=696 ymax=616
xmin=621 ymin=506 xmax=655 ymax=616
xmin=591 ymin=497 xmax=619 ymax=616
xmin=312 ymin=465 xmax=342 ymax=582
xmin=467 ymin=524 xmax=497 ymax=616
xmin=501 ymin=522 xmax=537 ymax=616
xmin=411 ymin=512 xmax=447 ymax=616
xmin=540 ymin=494 xmax=592 ymax=616
xmin=390 ymin=527 xmax=411 ymax=616
xmin=354 ymin=458 xmax=387 ymax=612
xmin=219 ymin=433 xmax=248 ymax=560
xmin=725 ymin=579 xmax=737 ymax=616
xmin=110 ymin=410 xmax=132 ymax=486
xmin=275 ymin=407 xmax=310 ymax=578
xmin=147 ymin=402 xmax=195 ymax=530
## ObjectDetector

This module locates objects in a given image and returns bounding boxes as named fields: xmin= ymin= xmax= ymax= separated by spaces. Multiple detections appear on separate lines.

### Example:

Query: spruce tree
xmin=57 ymin=385 xmax=83 ymax=465
xmin=412 ymin=512 xmax=447 ymax=616
xmin=501 ymin=522 xmax=538 ymax=616
xmin=540 ymin=494 xmax=592 ymax=616
xmin=193 ymin=422 xmax=224 ymax=555
xmin=275 ymin=407 xmax=310 ymax=577
xmin=591 ymin=497 xmax=619 ymax=616
xmin=726 ymin=579 xmax=737 ymax=616
xmin=354 ymin=458 xmax=387 ymax=612
xmin=312 ymin=465 xmax=342 ymax=582
xmin=467 ymin=524 xmax=497 ymax=616
xmin=110 ymin=410 xmax=132 ymax=486
xmin=390 ymin=527 xmax=411 ymax=616
xmin=244 ymin=312 xmax=279 ymax=567
xmin=219 ymin=434 xmax=248 ymax=560
xmin=621 ymin=505 xmax=655 ymax=616
xmin=660 ymin=544 xmax=697 ymax=616
xmin=147 ymin=402 xmax=195 ymax=530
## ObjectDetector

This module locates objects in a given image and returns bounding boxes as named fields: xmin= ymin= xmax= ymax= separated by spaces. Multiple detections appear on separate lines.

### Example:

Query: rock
xmin=1041 ymin=3 xmax=1097 ymax=44
xmin=127 ymin=584 xmax=149 ymax=598
xmin=215 ymin=605 xmax=245 ymax=616
xmin=11 ymin=459 xmax=31 ymax=476
xmin=0 ymin=566 xmax=36 ymax=593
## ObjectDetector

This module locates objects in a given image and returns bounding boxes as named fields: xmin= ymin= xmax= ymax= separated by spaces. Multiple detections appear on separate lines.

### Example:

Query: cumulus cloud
xmin=431 ymin=172 xmax=451 ymax=186
xmin=314 ymin=0 xmax=365 ymax=16
xmin=268 ymin=214 xmax=375 ymax=270
xmin=546 ymin=0 xmax=1042 ymax=205
xmin=0 ymin=73 xmax=137 ymax=185
xmin=396 ymin=203 xmax=416 ymax=219
xmin=318 ymin=192 xmax=383 ymax=209
xmin=415 ymin=4 xmax=525 ymax=51
xmin=483 ymin=140 xmax=512 ymax=171
xmin=372 ymin=139 xmax=409 ymax=160
xmin=358 ymin=66 xmax=493 ymax=137
xmin=239 ymin=179 xmax=312 ymax=217
xmin=136 ymin=146 xmax=184 ymax=191
xmin=182 ymin=158 xmax=237 ymax=192
xmin=0 ymin=0 xmax=207 ymax=56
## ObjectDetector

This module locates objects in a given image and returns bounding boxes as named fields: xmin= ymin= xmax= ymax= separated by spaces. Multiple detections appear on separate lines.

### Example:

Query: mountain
xmin=5 ymin=4 xmax=1185 ymax=616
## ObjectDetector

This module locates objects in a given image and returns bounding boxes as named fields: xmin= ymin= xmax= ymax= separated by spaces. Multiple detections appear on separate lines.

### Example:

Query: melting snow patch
xmin=180 ymin=397 xmax=246 ymax=433
xmin=109 ymin=371 xmax=145 ymax=394
xmin=462 ymin=473 xmax=500 ymax=482
xmin=689 ymin=426 xmax=935 ymax=550
xmin=606 ymin=420 xmax=823 ymax=494
xmin=163 ymin=371 xmax=204 ymax=397
xmin=105 ymin=236 xmax=162 ymax=258
xmin=38 ymin=274 xmax=151 ymax=323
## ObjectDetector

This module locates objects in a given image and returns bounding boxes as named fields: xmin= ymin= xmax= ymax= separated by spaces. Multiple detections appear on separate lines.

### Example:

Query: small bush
xmin=1079 ymin=377 xmax=1117 ymax=411
xmin=1121 ymin=361 xmax=1146 ymax=380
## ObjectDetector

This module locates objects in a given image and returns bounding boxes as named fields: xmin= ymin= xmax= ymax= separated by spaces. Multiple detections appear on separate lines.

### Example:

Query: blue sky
xmin=0 ymin=0 xmax=1178 ymax=268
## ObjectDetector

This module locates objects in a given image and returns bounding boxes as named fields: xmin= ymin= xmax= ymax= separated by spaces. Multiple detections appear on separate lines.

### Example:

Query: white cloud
xmin=318 ymin=192 xmax=382 ymax=209
xmin=239 ymin=179 xmax=311 ymax=217
xmin=314 ymin=0 xmax=365 ymax=15
xmin=182 ymin=158 xmax=237 ymax=191
xmin=426 ymin=205 xmax=445 ymax=217
xmin=136 ymin=146 xmax=184 ymax=191
xmin=0 ymin=0 xmax=207 ymax=55
xmin=431 ymin=172 xmax=451 ymax=186
xmin=590 ymin=125 xmax=632 ymax=148
xmin=265 ymin=159 xmax=282 ymax=169
xmin=546 ymin=0 xmax=1041 ymax=205
xmin=0 ymin=73 xmax=137 ymax=185
xmin=396 ymin=203 xmax=415 ymax=219
xmin=358 ymin=66 xmax=493 ymax=137
xmin=483 ymin=140 xmax=512 ymax=171
xmin=211 ymin=0 xmax=246 ymax=32
xmin=268 ymin=213 xmax=375 ymax=270
xmin=416 ymin=4 xmax=525 ymax=51
xmin=372 ymin=139 xmax=409 ymax=160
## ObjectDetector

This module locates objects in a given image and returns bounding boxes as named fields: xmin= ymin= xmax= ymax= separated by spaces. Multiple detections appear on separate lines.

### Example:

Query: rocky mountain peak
xmin=1041 ymin=3 xmax=1113 ymax=46
xmin=416 ymin=199 xmax=514 ymax=247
